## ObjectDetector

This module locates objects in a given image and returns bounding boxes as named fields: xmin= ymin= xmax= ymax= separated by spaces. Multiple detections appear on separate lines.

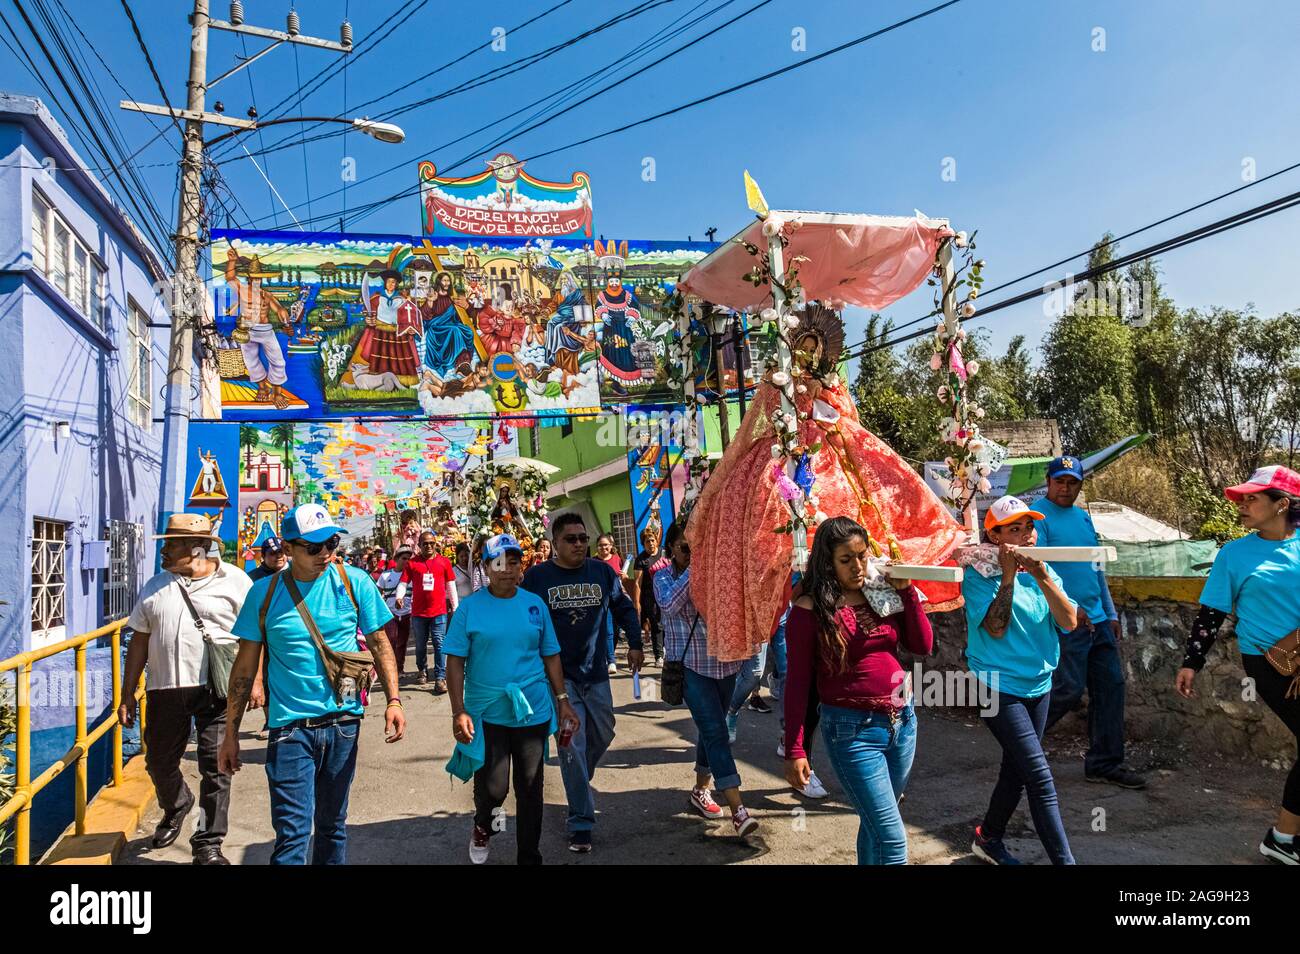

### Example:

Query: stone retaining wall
xmin=913 ymin=578 xmax=1294 ymax=764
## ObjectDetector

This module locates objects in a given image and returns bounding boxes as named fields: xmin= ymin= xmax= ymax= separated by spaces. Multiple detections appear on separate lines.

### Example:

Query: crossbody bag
xmin=660 ymin=614 xmax=700 ymax=706
xmin=176 ymin=581 xmax=236 ymax=698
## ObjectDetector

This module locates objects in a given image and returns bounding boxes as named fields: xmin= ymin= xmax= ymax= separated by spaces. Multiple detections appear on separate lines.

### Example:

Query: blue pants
xmin=980 ymin=691 xmax=1075 ymax=865
xmin=265 ymin=720 xmax=360 ymax=865
xmin=557 ymin=678 xmax=617 ymax=833
xmin=683 ymin=668 xmax=741 ymax=790
xmin=604 ymin=612 xmax=617 ymax=667
xmin=820 ymin=702 xmax=916 ymax=865
xmin=410 ymin=614 xmax=448 ymax=679
xmin=728 ymin=643 xmax=769 ymax=714
xmin=1045 ymin=622 xmax=1126 ymax=776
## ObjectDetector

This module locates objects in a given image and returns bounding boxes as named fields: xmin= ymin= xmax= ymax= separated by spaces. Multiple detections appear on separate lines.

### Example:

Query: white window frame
xmin=609 ymin=509 xmax=637 ymax=565
xmin=31 ymin=518 xmax=68 ymax=648
xmin=127 ymin=300 xmax=152 ymax=429
xmin=31 ymin=187 xmax=106 ymax=328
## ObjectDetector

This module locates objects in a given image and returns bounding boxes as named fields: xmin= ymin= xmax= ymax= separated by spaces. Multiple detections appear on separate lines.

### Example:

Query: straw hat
xmin=154 ymin=513 xmax=222 ymax=541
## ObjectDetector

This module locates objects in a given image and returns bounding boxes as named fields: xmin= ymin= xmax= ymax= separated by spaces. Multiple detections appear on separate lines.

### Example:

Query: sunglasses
xmin=562 ymin=534 xmax=590 ymax=544
xmin=294 ymin=534 xmax=341 ymax=556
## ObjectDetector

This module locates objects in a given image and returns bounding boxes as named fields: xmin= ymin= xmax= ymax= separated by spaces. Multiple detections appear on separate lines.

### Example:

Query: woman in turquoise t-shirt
xmin=962 ymin=496 xmax=1078 ymax=866
xmin=444 ymin=533 xmax=579 ymax=866
xmin=1175 ymin=466 xmax=1300 ymax=865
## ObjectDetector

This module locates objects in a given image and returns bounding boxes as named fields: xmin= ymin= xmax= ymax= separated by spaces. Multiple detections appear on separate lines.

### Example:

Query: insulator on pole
xmin=340 ymin=19 xmax=353 ymax=48
xmin=229 ymin=0 xmax=243 ymax=25
xmin=286 ymin=9 xmax=300 ymax=35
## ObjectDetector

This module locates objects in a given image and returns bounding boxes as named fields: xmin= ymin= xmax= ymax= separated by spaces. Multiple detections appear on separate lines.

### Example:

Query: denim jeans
xmin=410 ymin=613 xmax=448 ymax=679
xmin=820 ymin=702 xmax=916 ymax=865
xmin=604 ymin=611 xmax=617 ymax=666
xmin=728 ymin=643 xmax=769 ymax=715
xmin=1045 ymin=622 xmax=1126 ymax=776
xmin=265 ymin=719 xmax=361 ymax=865
xmin=682 ymin=668 xmax=741 ymax=790
xmin=557 ymin=678 xmax=617 ymax=832
xmin=980 ymin=691 xmax=1075 ymax=865
xmin=769 ymin=609 xmax=788 ymax=700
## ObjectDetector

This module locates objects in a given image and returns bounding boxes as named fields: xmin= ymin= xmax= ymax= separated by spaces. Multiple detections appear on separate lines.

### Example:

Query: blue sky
xmin=3 ymin=0 xmax=1296 ymax=357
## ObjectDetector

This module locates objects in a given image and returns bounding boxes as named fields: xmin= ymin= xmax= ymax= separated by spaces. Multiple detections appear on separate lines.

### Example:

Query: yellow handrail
xmin=0 ymin=619 xmax=145 ymax=865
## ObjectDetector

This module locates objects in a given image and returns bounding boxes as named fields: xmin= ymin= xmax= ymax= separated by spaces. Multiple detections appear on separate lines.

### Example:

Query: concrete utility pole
xmin=123 ymin=0 xmax=353 ymax=525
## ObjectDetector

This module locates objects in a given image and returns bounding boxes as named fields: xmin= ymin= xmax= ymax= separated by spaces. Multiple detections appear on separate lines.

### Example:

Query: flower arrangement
xmin=928 ymin=231 xmax=990 ymax=513
xmin=460 ymin=462 xmax=550 ymax=543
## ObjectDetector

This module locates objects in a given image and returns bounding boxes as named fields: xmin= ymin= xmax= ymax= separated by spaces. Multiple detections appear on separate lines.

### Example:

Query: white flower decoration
xmin=955 ymin=231 xmax=968 ymax=247
xmin=771 ymin=371 xmax=791 ymax=387
xmin=760 ymin=307 xmax=778 ymax=323
xmin=962 ymin=302 xmax=977 ymax=318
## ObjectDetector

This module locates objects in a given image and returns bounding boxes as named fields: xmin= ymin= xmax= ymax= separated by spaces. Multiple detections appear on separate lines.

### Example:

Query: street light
xmin=205 ymin=115 xmax=405 ymax=148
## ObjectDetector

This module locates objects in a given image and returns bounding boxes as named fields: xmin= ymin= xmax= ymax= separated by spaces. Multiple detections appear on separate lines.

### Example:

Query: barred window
xmin=31 ymin=518 xmax=68 ymax=645
xmin=609 ymin=509 xmax=636 ymax=564
xmin=127 ymin=301 xmax=152 ymax=429
xmin=103 ymin=520 xmax=144 ymax=621
xmin=31 ymin=188 xmax=105 ymax=327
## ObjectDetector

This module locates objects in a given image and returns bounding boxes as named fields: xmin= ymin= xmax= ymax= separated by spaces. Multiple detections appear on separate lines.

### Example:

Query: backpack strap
xmin=258 ymin=571 xmax=280 ymax=642
xmin=334 ymin=563 xmax=360 ymax=616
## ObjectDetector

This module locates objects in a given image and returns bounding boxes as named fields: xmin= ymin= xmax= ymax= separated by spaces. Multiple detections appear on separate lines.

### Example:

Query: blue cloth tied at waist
xmin=445 ymin=669 xmax=556 ymax=782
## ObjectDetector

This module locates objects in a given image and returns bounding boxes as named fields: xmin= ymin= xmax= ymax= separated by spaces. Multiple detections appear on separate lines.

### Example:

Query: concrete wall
xmin=918 ymin=577 xmax=1294 ymax=763
xmin=980 ymin=418 xmax=1062 ymax=457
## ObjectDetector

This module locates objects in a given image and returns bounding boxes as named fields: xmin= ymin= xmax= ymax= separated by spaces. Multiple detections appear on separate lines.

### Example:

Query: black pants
xmin=646 ymin=621 xmax=664 ymax=659
xmin=1243 ymin=653 xmax=1300 ymax=815
xmin=143 ymin=685 xmax=229 ymax=851
xmin=473 ymin=721 xmax=549 ymax=865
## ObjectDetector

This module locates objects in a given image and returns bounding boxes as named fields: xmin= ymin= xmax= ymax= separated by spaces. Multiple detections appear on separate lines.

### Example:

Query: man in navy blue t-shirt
xmin=522 ymin=513 xmax=641 ymax=853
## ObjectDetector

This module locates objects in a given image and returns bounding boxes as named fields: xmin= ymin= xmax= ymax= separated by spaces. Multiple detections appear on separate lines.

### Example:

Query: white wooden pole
xmin=767 ymin=229 xmax=808 ymax=564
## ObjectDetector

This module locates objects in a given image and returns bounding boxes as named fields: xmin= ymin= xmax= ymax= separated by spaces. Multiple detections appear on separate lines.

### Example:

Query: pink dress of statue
xmin=687 ymin=321 xmax=966 ymax=663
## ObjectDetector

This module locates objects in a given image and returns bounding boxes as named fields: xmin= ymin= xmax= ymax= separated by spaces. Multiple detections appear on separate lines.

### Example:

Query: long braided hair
xmin=801 ymin=516 xmax=870 ymax=675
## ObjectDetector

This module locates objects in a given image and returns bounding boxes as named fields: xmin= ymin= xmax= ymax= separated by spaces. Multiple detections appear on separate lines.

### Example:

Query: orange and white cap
xmin=984 ymin=495 xmax=1046 ymax=531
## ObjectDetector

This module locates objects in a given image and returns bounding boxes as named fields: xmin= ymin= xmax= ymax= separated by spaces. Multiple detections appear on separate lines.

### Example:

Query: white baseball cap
xmin=281 ymin=504 xmax=349 ymax=544
xmin=984 ymin=495 xmax=1046 ymax=531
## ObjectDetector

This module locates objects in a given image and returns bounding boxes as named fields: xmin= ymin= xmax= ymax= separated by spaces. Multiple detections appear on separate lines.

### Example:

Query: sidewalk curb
xmin=42 ymin=756 xmax=156 ymax=865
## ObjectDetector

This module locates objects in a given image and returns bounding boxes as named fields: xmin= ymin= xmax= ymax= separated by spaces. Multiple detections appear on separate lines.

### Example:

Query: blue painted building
xmin=0 ymin=93 xmax=178 ymax=855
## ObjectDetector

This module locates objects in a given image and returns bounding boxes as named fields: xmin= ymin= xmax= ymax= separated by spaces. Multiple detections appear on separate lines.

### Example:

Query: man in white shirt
xmin=118 ymin=513 xmax=253 ymax=865
xmin=377 ymin=546 xmax=413 ymax=674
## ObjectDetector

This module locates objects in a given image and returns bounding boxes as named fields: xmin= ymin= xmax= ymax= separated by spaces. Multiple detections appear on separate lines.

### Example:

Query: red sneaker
xmin=689 ymin=787 xmax=723 ymax=818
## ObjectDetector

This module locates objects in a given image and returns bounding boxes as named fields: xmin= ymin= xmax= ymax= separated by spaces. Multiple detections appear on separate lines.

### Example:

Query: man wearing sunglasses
xmin=395 ymin=531 xmax=460 ymax=691
xmin=219 ymin=504 xmax=405 ymax=865
xmin=521 ymin=512 xmax=641 ymax=854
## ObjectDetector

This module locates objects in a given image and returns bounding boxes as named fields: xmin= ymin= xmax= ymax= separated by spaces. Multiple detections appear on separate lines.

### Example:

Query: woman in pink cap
xmin=1176 ymin=465 xmax=1300 ymax=865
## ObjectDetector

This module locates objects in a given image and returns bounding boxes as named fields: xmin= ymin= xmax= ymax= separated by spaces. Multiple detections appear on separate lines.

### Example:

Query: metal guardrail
xmin=0 ymin=620 xmax=145 ymax=865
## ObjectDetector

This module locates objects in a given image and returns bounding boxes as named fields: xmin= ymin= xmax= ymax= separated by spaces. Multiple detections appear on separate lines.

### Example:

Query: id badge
xmin=422 ymin=572 xmax=435 ymax=589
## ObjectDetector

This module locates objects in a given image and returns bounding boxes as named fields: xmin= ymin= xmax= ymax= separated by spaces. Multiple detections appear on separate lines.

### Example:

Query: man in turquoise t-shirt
xmin=1037 ymin=455 xmax=1145 ymax=790
xmin=217 ymin=504 xmax=405 ymax=865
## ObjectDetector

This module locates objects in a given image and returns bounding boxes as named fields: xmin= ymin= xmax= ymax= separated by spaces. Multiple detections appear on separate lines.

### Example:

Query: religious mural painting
xmin=419 ymin=153 xmax=593 ymax=238
xmin=236 ymin=423 xmax=294 ymax=569
xmin=206 ymin=230 xmax=714 ymax=422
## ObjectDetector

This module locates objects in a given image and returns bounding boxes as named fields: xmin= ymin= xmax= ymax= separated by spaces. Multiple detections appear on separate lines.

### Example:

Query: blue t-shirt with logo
xmin=232 ymin=565 xmax=393 ymax=727
xmin=963 ymin=564 xmax=1076 ymax=699
xmin=1199 ymin=530 xmax=1300 ymax=656
xmin=1035 ymin=499 xmax=1115 ymax=625
xmin=443 ymin=587 xmax=560 ymax=727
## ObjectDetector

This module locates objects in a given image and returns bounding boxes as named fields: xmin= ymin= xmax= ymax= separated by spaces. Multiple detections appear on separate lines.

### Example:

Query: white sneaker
xmin=469 ymin=824 xmax=491 ymax=864
xmin=775 ymin=739 xmax=785 ymax=758
xmin=608 ymin=663 xmax=619 ymax=675
xmin=797 ymin=770 xmax=829 ymax=799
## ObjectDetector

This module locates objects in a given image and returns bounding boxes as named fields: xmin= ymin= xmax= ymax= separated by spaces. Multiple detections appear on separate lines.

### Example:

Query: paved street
xmin=121 ymin=654 xmax=1284 ymax=866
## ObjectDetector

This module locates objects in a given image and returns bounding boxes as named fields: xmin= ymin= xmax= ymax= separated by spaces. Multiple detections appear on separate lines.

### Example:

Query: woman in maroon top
xmin=783 ymin=516 xmax=931 ymax=864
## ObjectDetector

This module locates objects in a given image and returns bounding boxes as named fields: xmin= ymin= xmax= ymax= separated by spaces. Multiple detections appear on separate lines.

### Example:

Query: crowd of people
xmin=116 ymin=459 xmax=1300 ymax=866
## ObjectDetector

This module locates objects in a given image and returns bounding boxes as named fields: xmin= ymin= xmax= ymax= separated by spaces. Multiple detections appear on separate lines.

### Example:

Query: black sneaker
xmin=1085 ymin=767 xmax=1146 ymax=790
xmin=971 ymin=825 xmax=1022 ymax=865
xmin=1260 ymin=828 xmax=1299 ymax=865
xmin=568 ymin=830 xmax=593 ymax=853
xmin=746 ymin=695 xmax=772 ymax=714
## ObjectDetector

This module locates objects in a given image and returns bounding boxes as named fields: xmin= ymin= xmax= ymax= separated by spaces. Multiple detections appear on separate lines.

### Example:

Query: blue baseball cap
xmin=280 ymin=504 xmax=349 ymax=544
xmin=1047 ymin=455 xmax=1085 ymax=481
xmin=261 ymin=535 xmax=284 ymax=553
xmin=482 ymin=533 xmax=524 ymax=562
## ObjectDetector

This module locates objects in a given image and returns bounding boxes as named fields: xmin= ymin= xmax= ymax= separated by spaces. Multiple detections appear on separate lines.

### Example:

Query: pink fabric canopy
xmin=678 ymin=211 xmax=952 ymax=312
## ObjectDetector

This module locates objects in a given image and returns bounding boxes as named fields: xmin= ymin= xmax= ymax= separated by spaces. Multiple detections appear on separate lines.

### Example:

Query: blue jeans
xmin=557 ymin=678 xmax=617 ymax=833
xmin=1045 ymin=622 xmax=1126 ymax=776
xmin=728 ymin=643 xmax=768 ymax=715
xmin=820 ymin=702 xmax=916 ymax=865
xmin=980 ymin=691 xmax=1075 ymax=865
xmin=769 ymin=609 xmax=788 ymax=700
xmin=410 ymin=614 xmax=448 ymax=679
xmin=265 ymin=720 xmax=361 ymax=865
xmin=682 ymin=668 xmax=741 ymax=790
xmin=604 ymin=612 xmax=617 ymax=667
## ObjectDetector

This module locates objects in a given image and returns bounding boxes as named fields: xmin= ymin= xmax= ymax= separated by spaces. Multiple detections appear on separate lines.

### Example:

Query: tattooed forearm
xmin=226 ymin=675 xmax=254 ymax=731
xmin=982 ymin=581 xmax=1015 ymax=638
xmin=366 ymin=630 xmax=399 ymax=700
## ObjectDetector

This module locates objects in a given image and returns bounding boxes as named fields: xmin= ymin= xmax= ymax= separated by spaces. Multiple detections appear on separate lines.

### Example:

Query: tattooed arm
xmin=365 ymin=629 xmax=406 ymax=743
xmin=981 ymin=580 xmax=1017 ymax=639
xmin=217 ymin=640 xmax=263 ymax=775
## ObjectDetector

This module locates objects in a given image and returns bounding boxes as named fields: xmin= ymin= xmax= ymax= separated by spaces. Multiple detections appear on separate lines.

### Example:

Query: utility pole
xmin=125 ymin=1 xmax=353 ymax=525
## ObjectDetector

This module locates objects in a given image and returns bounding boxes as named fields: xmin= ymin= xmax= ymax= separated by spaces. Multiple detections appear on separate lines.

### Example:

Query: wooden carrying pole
xmin=936 ymin=240 xmax=980 ymax=545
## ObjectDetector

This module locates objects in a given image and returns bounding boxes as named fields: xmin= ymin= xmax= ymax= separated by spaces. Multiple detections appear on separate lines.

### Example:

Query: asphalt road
xmin=121 ymin=655 xmax=1286 ymax=866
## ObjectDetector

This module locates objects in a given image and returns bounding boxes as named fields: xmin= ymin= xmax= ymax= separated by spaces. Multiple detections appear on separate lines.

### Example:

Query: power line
xmin=239 ymin=0 xmax=745 ymax=228
xmin=846 ymin=186 xmax=1300 ymax=361
xmin=280 ymin=0 xmax=966 ymax=233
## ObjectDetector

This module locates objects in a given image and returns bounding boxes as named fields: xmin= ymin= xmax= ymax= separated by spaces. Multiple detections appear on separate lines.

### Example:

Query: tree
xmin=270 ymin=423 xmax=295 ymax=470
xmin=1035 ymin=298 xmax=1138 ymax=452
xmin=851 ymin=315 xmax=913 ymax=452
xmin=239 ymin=424 xmax=259 ymax=472
xmin=1127 ymin=258 xmax=1183 ymax=438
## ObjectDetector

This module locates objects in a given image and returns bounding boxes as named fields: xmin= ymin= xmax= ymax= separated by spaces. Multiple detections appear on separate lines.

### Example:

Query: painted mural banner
xmin=184 ymin=421 xmax=241 ymax=550
xmin=627 ymin=442 xmax=680 ymax=547
xmin=237 ymin=423 xmax=295 ymax=568
xmin=206 ymin=230 xmax=713 ymax=422
xmin=419 ymin=154 xmax=593 ymax=238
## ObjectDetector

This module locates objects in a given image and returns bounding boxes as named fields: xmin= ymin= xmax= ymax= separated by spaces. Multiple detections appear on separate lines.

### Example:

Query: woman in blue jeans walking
xmin=656 ymin=522 xmax=759 ymax=837
xmin=783 ymin=517 xmax=929 ymax=864
xmin=962 ymin=496 xmax=1079 ymax=865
